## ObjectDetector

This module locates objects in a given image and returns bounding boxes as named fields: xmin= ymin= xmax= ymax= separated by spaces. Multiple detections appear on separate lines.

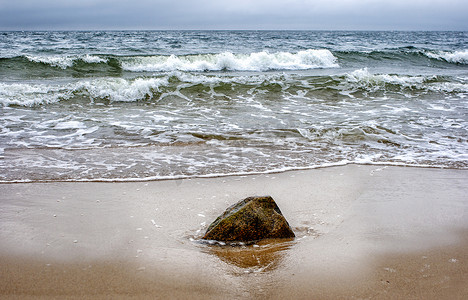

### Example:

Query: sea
xmin=0 ymin=31 xmax=467 ymax=182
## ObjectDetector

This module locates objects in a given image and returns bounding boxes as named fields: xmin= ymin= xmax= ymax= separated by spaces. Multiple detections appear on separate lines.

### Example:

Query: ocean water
xmin=0 ymin=31 xmax=467 ymax=182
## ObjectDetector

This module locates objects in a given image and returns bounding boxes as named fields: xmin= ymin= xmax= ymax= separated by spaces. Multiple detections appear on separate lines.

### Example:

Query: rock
xmin=202 ymin=196 xmax=295 ymax=242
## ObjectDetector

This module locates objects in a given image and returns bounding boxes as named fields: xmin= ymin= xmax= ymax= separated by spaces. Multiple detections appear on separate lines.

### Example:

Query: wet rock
xmin=202 ymin=196 xmax=295 ymax=242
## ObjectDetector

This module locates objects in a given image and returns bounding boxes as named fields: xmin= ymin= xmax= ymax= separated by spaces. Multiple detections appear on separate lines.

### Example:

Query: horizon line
xmin=1 ymin=28 xmax=467 ymax=32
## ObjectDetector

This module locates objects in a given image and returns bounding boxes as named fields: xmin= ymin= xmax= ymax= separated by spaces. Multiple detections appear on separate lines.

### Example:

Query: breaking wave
xmin=344 ymin=68 xmax=468 ymax=93
xmin=4 ymin=49 xmax=468 ymax=81
xmin=25 ymin=54 xmax=109 ymax=69
xmin=0 ymin=77 xmax=169 ymax=106
xmin=120 ymin=49 xmax=339 ymax=71
xmin=345 ymin=68 xmax=427 ymax=86
xmin=424 ymin=50 xmax=468 ymax=64
xmin=2 ymin=70 xmax=468 ymax=107
xmin=3 ymin=49 xmax=339 ymax=73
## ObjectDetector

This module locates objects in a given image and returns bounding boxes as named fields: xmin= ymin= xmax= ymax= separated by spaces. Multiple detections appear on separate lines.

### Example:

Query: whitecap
xmin=120 ymin=49 xmax=339 ymax=72
xmin=342 ymin=68 xmax=468 ymax=94
xmin=77 ymin=77 xmax=169 ymax=102
xmin=345 ymin=68 xmax=426 ymax=86
xmin=26 ymin=55 xmax=75 ymax=69
xmin=0 ymin=82 xmax=74 ymax=106
xmin=425 ymin=50 xmax=468 ymax=64
xmin=0 ymin=77 xmax=170 ymax=106
xmin=81 ymin=54 xmax=107 ymax=64
xmin=25 ymin=54 xmax=107 ymax=69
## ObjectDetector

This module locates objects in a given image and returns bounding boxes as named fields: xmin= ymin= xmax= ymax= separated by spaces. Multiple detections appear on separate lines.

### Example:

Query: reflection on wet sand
xmin=202 ymin=238 xmax=295 ymax=272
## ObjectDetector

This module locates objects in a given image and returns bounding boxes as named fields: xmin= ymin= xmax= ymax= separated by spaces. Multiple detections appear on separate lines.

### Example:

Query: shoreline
xmin=1 ymin=162 xmax=465 ymax=184
xmin=1 ymin=165 xmax=467 ymax=298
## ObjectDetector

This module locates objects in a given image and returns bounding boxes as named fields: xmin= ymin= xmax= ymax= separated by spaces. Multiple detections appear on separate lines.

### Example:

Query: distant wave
xmin=344 ymin=68 xmax=468 ymax=93
xmin=424 ymin=50 xmax=468 ymax=64
xmin=344 ymin=68 xmax=433 ymax=89
xmin=346 ymin=68 xmax=427 ymax=85
xmin=1 ymin=50 xmax=339 ymax=73
xmin=3 ymin=49 xmax=467 ymax=78
xmin=26 ymin=54 xmax=109 ymax=69
xmin=120 ymin=49 xmax=339 ymax=71
xmin=334 ymin=48 xmax=468 ymax=66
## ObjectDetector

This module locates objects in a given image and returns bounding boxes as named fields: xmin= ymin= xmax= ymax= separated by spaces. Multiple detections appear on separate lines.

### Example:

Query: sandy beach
xmin=1 ymin=164 xmax=467 ymax=299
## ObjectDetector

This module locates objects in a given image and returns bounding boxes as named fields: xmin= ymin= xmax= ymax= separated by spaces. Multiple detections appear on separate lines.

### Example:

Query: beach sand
xmin=1 ymin=164 xmax=467 ymax=299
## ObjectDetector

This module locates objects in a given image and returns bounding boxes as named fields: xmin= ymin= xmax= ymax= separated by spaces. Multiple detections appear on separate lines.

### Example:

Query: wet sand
xmin=1 ymin=165 xmax=467 ymax=299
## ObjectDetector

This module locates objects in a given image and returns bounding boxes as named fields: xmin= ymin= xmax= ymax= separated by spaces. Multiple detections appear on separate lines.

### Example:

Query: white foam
xmin=81 ymin=54 xmax=107 ymax=64
xmin=26 ymin=55 xmax=75 ymax=69
xmin=0 ymin=77 xmax=169 ymax=106
xmin=25 ymin=54 xmax=107 ymax=69
xmin=64 ymin=126 xmax=99 ymax=137
xmin=172 ymin=71 xmax=292 ymax=86
xmin=2 ymin=68 xmax=467 ymax=108
xmin=425 ymin=50 xmax=468 ymax=64
xmin=346 ymin=68 xmax=426 ymax=86
xmin=54 ymin=121 xmax=86 ymax=129
xmin=77 ymin=77 xmax=169 ymax=102
xmin=0 ymin=82 xmax=73 ymax=106
xmin=0 ymin=72 xmax=295 ymax=106
xmin=121 ymin=49 xmax=339 ymax=72
xmin=426 ymin=82 xmax=468 ymax=93
xmin=343 ymin=68 xmax=468 ymax=93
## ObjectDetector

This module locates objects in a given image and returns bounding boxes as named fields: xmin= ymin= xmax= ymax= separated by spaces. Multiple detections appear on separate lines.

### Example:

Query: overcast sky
xmin=0 ymin=0 xmax=467 ymax=31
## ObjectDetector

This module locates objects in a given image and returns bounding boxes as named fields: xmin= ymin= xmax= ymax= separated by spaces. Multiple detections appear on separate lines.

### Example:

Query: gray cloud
xmin=0 ymin=0 xmax=467 ymax=30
